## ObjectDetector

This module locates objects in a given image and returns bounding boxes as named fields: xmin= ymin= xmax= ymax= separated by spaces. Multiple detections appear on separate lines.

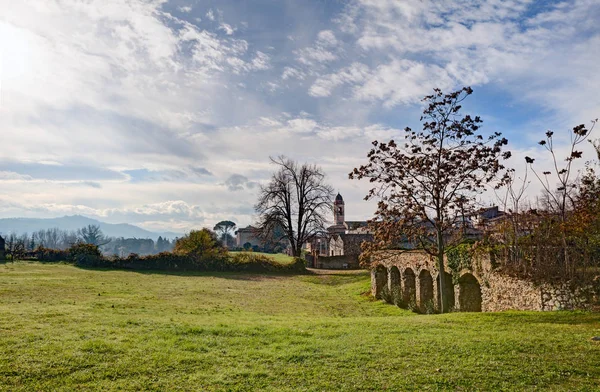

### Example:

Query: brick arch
xmin=458 ymin=273 xmax=482 ymax=312
xmin=389 ymin=266 xmax=401 ymax=306
xmin=418 ymin=269 xmax=434 ymax=313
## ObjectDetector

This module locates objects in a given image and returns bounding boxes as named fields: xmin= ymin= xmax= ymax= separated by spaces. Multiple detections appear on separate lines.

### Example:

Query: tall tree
xmin=350 ymin=87 xmax=510 ymax=313
xmin=255 ymin=156 xmax=334 ymax=257
xmin=77 ymin=225 xmax=109 ymax=246
xmin=213 ymin=221 xmax=237 ymax=248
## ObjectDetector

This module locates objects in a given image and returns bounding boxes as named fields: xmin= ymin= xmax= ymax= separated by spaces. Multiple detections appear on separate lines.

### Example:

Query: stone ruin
xmin=371 ymin=250 xmax=596 ymax=312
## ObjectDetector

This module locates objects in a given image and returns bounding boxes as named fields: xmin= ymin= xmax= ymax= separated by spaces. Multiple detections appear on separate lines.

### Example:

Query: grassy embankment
xmin=1 ymin=261 xmax=599 ymax=391
xmin=229 ymin=251 xmax=295 ymax=264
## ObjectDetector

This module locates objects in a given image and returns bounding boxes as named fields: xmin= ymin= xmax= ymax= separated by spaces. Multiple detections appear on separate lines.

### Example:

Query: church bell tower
xmin=334 ymin=193 xmax=345 ymax=226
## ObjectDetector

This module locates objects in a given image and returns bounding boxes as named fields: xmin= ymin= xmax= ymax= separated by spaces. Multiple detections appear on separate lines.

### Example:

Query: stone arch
xmin=418 ymin=269 xmax=434 ymax=313
xmin=374 ymin=265 xmax=388 ymax=300
xmin=389 ymin=266 xmax=401 ymax=305
xmin=458 ymin=273 xmax=482 ymax=312
xmin=401 ymin=268 xmax=416 ymax=308
xmin=436 ymin=271 xmax=455 ymax=312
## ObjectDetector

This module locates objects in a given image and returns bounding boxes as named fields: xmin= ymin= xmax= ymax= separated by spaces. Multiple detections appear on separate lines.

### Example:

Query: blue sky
xmin=0 ymin=0 xmax=599 ymax=232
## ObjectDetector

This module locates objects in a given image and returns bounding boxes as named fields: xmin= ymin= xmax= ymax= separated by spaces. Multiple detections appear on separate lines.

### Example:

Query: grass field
xmin=229 ymin=251 xmax=295 ymax=264
xmin=1 ymin=262 xmax=599 ymax=391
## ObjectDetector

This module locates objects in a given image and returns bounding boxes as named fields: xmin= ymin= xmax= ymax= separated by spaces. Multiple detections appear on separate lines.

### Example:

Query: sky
xmin=0 ymin=0 xmax=599 ymax=233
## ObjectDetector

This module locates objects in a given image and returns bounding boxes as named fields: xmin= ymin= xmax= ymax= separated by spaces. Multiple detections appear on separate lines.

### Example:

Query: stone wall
xmin=371 ymin=250 xmax=595 ymax=312
xmin=315 ymin=255 xmax=360 ymax=269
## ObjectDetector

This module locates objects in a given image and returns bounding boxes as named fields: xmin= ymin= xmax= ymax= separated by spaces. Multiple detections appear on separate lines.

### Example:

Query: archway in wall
xmin=436 ymin=272 xmax=455 ymax=312
xmin=402 ymin=268 xmax=416 ymax=308
xmin=389 ymin=266 xmax=401 ymax=306
xmin=418 ymin=270 xmax=434 ymax=313
xmin=458 ymin=273 xmax=482 ymax=312
xmin=374 ymin=265 xmax=387 ymax=300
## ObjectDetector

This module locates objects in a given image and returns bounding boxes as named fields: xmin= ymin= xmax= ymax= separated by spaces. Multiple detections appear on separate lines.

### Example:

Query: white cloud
xmin=1 ymin=0 xmax=598 ymax=232
xmin=281 ymin=67 xmax=305 ymax=80
xmin=317 ymin=30 xmax=338 ymax=46
xmin=219 ymin=23 xmax=235 ymax=35
xmin=309 ymin=62 xmax=370 ymax=97
xmin=295 ymin=46 xmax=337 ymax=65
xmin=328 ymin=0 xmax=600 ymax=120
xmin=354 ymin=59 xmax=455 ymax=107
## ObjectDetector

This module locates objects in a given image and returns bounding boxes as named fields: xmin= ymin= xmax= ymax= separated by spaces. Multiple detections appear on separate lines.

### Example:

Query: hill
xmin=0 ymin=215 xmax=181 ymax=240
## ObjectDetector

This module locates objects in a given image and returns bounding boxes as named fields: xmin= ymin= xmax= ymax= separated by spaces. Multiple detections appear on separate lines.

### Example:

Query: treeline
xmin=26 ymin=228 xmax=305 ymax=274
xmin=0 ymin=226 xmax=175 ymax=260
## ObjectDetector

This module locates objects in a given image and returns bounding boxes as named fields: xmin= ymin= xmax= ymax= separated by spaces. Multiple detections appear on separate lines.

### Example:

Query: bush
xmin=174 ymin=229 xmax=227 ymax=265
xmin=35 ymin=247 xmax=69 ymax=263
xmin=67 ymin=243 xmax=103 ymax=267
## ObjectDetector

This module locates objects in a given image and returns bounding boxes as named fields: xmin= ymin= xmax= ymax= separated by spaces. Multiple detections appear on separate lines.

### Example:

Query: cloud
xmin=325 ymin=0 xmax=600 ymax=120
xmin=219 ymin=23 xmax=235 ymax=35
xmin=281 ymin=67 xmax=305 ymax=80
xmin=0 ymin=171 xmax=33 ymax=181
xmin=317 ymin=30 xmax=338 ymax=46
xmin=224 ymin=174 xmax=259 ymax=191
xmin=295 ymin=47 xmax=337 ymax=66
xmin=0 ymin=161 xmax=125 ymax=181
xmin=293 ymin=30 xmax=342 ymax=67
xmin=1 ymin=0 xmax=599 ymax=233
xmin=123 ymin=167 xmax=214 ymax=183
xmin=309 ymin=62 xmax=370 ymax=97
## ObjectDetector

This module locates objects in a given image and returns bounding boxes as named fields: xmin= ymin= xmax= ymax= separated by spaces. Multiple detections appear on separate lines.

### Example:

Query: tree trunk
xmin=436 ymin=229 xmax=446 ymax=314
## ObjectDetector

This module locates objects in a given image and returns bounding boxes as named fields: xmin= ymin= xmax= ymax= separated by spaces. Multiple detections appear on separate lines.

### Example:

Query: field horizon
xmin=1 ymin=262 xmax=599 ymax=391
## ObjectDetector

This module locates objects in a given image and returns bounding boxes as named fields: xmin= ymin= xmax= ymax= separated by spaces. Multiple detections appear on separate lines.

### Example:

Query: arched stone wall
xmin=389 ymin=266 xmax=401 ymax=305
xmin=373 ymin=265 xmax=388 ymax=300
xmin=458 ymin=273 xmax=482 ymax=312
xmin=436 ymin=271 xmax=455 ymax=312
xmin=402 ymin=268 xmax=416 ymax=308
xmin=371 ymin=250 xmax=592 ymax=312
xmin=418 ymin=269 xmax=434 ymax=313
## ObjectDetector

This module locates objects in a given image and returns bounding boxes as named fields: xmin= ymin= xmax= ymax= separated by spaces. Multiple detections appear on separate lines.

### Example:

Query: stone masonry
xmin=371 ymin=250 xmax=594 ymax=312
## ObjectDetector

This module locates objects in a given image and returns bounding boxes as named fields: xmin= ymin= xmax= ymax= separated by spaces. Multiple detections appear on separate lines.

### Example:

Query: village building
xmin=306 ymin=193 xmax=373 ymax=269
xmin=234 ymin=226 xmax=262 ymax=248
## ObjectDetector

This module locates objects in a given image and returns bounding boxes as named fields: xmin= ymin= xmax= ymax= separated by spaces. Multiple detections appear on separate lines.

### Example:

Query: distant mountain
xmin=0 ymin=215 xmax=181 ymax=240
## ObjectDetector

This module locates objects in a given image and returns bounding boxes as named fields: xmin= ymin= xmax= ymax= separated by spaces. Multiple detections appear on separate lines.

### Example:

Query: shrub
xmin=35 ymin=247 xmax=68 ymax=263
xmin=174 ymin=229 xmax=227 ymax=266
xmin=67 ymin=243 xmax=102 ymax=267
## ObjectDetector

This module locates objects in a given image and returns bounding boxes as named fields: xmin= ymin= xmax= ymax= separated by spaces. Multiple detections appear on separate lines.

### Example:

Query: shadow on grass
xmin=72 ymin=264 xmax=310 ymax=281
xmin=300 ymin=273 xmax=370 ymax=286
xmin=438 ymin=309 xmax=600 ymax=326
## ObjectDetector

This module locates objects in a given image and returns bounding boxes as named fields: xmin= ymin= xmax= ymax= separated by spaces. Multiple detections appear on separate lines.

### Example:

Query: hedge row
xmin=34 ymin=244 xmax=306 ymax=273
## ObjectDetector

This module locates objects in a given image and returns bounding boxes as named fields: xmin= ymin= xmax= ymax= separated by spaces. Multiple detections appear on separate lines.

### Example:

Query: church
xmin=306 ymin=193 xmax=373 ymax=269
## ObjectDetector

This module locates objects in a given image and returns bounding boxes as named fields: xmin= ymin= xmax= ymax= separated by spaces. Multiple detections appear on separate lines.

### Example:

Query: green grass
xmin=229 ymin=251 xmax=295 ymax=264
xmin=1 ymin=262 xmax=599 ymax=391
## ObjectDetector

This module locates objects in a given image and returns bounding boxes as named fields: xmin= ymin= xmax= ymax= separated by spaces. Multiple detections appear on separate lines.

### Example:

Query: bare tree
xmin=77 ymin=225 xmax=109 ymax=246
xmin=350 ymin=87 xmax=510 ymax=313
xmin=525 ymin=120 xmax=597 ymax=278
xmin=4 ymin=233 xmax=26 ymax=260
xmin=60 ymin=230 xmax=79 ymax=249
xmin=255 ymin=156 xmax=334 ymax=257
